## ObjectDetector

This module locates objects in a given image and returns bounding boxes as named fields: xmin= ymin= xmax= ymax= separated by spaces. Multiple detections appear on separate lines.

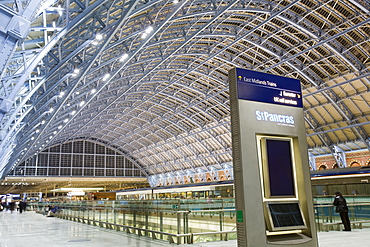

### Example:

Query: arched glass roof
xmin=0 ymin=0 xmax=369 ymax=182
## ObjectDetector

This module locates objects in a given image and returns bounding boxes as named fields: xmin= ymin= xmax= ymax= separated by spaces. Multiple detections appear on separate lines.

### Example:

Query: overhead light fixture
xmin=119 ymin=53 xmax=129 ymax=62
xmin=49 ymin=107 xmax=54 ymax=112
xmin=58 ymin=5 xmax=62 ymax=16
xmin=59 ymin=91 xmax=65 ymax=97
xmin=102 ymin=73 xmax=110 ymax=81
xmin=72 ymin=68 xmax=80 ymax=77
xmin=145 ymin=26 xmax=154 ymax=34
xmin=91 ymin=88 xmax=96 ymax=94
xmin=51 ymin=187 xmax=105 ymax=192
xmin=96 ymin=33 xmax=103 ymax=40
xmin=71 ymin=110 xmax=76 ymax=115
xmin=141 ymin=26 xmax=153 ymax=39
xmin=79 ymin=101 xmax=85 ymax=106
xmin=63 ymin=118 xmax=69 ymax=123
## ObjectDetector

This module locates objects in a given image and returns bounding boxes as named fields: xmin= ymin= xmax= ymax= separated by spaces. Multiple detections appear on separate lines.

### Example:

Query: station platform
xmin=1 ymin=210 xmax=369 ymax=247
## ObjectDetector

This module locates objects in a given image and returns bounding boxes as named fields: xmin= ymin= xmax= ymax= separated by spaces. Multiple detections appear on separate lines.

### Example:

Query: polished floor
xmin=0 ymin=210 xmax=369 ymax=247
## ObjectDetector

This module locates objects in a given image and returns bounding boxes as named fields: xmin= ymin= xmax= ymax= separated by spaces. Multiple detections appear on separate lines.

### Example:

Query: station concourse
xmin=1 ymin=210 xmax=370 ymax=247
xmin=0 ymin=0 xmax=369 ymax=246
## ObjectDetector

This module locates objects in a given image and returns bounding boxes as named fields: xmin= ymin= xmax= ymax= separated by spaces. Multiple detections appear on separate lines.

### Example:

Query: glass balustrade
xmin=30 ymin=196 xmax=370 ymax=244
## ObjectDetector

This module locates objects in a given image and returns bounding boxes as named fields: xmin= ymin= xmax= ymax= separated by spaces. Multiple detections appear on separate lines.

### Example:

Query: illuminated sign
xmin=236 ymin=68 xmax=302 ymax=108
xmin=67 ymin=191 xmax=85 ymax=196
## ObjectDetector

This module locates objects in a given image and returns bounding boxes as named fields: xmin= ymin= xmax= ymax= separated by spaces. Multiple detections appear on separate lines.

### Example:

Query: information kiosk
xmin=229 ymin=68 xmax=318 ymax=247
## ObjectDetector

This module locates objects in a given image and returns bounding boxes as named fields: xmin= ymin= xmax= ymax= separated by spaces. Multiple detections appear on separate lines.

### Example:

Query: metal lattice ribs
xmin=0 ymin=0 xmax=369 ymax=185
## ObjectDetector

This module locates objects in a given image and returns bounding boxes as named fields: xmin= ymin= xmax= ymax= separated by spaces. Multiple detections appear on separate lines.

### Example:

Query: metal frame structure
xmin=7 ymin=139 xmax=147 ymax=177
xmin=0 ymin=0 xmax=369 ymax=186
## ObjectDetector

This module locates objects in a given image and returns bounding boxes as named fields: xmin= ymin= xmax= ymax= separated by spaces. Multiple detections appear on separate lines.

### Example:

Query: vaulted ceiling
xmin=0 ymin=0 xmax=369 ymax=182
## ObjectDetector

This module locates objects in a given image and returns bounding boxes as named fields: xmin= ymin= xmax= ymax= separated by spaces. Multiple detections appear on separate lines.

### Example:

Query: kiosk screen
xmin=266 ymin=201 xmax=306 ymax=230
xmin=265 ymin=139 xmax=295 ymax=197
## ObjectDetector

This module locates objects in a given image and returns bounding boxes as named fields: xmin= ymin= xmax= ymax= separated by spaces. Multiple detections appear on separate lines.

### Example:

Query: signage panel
xmin=237 ymin=210 xmax=244 ymax=223
xmin=236 ymin=68 xmax=303 ymax=108
xmin=229 ymin=68 xmax=317 ymax=246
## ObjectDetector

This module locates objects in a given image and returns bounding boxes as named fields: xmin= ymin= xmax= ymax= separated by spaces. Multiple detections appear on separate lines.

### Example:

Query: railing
xmin=32 ymin=199 xmax=237 ymax=245
xmin=29 ymin=197 xmax=370 ymax=244
xmin=313 ymin=196 xmax=370 ymax=231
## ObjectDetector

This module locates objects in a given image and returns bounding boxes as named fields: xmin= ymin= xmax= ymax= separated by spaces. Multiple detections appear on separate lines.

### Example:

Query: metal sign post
xmin=229 ymin=68 xmax=318 ymax=247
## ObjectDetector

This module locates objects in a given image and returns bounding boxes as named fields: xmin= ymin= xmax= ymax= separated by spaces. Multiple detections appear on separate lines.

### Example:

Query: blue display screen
xmin=236 ymin=68 xmax=303 ymax=108
xmin=265 ymin=139 xmax=295 ymax=197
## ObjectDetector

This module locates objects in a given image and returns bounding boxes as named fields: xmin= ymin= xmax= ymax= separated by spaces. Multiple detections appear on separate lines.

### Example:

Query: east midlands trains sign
xmin=235 ymin=68 xmax=303 ymax=108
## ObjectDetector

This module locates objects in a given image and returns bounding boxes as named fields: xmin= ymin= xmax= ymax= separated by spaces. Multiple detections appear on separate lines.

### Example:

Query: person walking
xmin=333 ymin=192 xmax=351 ymax=231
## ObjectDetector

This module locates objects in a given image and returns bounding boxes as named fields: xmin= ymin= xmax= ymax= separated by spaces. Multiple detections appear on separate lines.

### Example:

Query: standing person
xmin=15 ymin=201 xmax=20 ymax=212
xmin=333 ymin=192 xmax=351 ymax=231
xmin=43 ymin=204 xmax=50 ymax=216
xmin=9 ymin=201 xmax=15 ymax=213
xmin=23 ymin=201 xmax=27 ymax=212
xmin=19 ymin=201 xmax=27 ymax=213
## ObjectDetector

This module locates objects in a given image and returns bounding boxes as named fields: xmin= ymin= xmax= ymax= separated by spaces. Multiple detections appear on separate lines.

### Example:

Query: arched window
xmin=318 ymin=165 xmax=327 ymax=170
xmin=350 ymin=162 xmax=361 ymax=167
xmin=11 ymin=140 xmax=145 ymax=177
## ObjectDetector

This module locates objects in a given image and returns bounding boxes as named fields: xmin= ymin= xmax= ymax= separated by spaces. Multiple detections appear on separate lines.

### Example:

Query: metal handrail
xmin=55 ymin=213 xmax=236 ymax=245
xmin=30 ymin=200 xmax=370 ymax=244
